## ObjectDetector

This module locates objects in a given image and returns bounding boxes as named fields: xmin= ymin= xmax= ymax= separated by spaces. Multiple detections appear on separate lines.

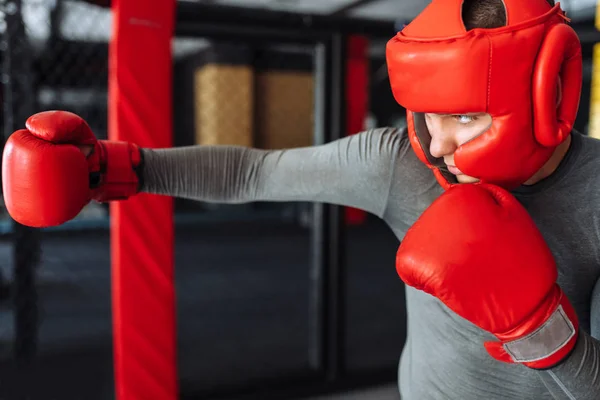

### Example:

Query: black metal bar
xmin=176 ymin=2 xmax=397 ymax=38
xmin=175 ymin=21 xmax=327 ymax=44
xmin=78 ymin=0 xmax=111 ymax=7
xmin=309 ymin=33 xmax=347 ymax=381
xmin=2 ymin=0 xmax=41 ymax=366
xmin=0 ymin=270 xmax=9 ymax=302
xmin=309 ymin=41 xmax=327 ymax=374
xmin=325 ymin=31 xmax=347 ymax=382
xmin=49 ymin=0 xmax=62 ymax=42
xmin=329 ymin=0 xmax=384 ymax=17
xmin=570 ymin=19 xmax=600 ymax=44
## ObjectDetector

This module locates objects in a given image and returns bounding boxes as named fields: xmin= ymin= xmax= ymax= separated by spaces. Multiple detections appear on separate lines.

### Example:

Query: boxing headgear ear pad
xmin=386 ymin=1 xmax=582 ymax=190
xmin=533 ymin=23 xmax=582 ymax=147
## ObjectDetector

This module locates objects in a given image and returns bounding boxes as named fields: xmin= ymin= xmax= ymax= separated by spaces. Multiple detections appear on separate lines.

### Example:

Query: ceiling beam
xmin=177 ymin=2 xmax=396 ymax=38
xmin=329 ymin=0 xmax=384 ymax=17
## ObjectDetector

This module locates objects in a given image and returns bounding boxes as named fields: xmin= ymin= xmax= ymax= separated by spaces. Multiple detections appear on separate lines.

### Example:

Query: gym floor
xmin=0 ymin=215 xmax=406 ymax=400
xmin=303 ymin=384 xmax=400 ymax=399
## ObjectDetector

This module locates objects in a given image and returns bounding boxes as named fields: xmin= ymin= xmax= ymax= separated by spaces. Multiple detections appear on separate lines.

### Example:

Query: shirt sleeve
xmin=592 ymin=277 xmax=600 ymax=339
xmin=534 ymin=279 xmax=600 ymax=400
xmin=139 ymin=127 xmax=403 ymax=218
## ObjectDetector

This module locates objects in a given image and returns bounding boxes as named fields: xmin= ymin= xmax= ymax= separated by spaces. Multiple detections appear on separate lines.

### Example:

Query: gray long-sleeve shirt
xmin=140 ymin=127 xmax=600 ymax=400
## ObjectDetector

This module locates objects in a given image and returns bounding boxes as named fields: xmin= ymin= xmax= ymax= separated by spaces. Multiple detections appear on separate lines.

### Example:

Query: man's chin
xmin=456 ymin=174 xmax=480 ymax=184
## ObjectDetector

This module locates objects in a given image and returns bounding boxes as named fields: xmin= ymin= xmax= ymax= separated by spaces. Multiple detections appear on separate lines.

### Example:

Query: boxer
xmin=3 ymin=1 xmax=599 ymax=398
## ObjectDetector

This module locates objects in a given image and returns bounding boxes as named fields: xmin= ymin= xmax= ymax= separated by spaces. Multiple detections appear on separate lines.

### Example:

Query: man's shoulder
xmin=571 ymin=130 xmax=600 ymax=167
xmin=550 ymin=130 xmax=600 ymax=192
xmin=354 ymin=126 xmax=414 ymax=156
xmin=354 ymin=126 xmax=409 ymax=144
xmin=576 ymin=130 xmax=600 ymax=148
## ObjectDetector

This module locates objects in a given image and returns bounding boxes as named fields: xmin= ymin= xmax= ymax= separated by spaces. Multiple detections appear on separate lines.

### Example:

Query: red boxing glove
xmin=396 ymin=184 xmax=579 ymax=369
xmin=2 ymin=111 xmax=141 ymax=227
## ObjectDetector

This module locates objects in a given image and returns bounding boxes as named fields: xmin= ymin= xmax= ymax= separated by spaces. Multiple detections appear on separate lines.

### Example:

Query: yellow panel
xmin=596 ymin=0 xmax=600 ymax=31
xmin=589 ymin=44 xmax=600 ymax=139
xmin=194 ymin=64 xmax=254 ymax=147
xmin=255 ymin=71 xmax=314 ymax=149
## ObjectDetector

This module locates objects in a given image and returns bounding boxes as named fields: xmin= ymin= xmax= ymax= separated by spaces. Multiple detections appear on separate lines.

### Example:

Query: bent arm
xmin=140 ymin=127 xmax=401 ymax=217
xmin=592 ymin=276 xmax=600 ymax=339
xmin=535 ymin=278 xmax=600 ymax=399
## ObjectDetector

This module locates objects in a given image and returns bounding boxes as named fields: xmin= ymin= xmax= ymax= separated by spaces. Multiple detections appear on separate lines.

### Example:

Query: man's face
xmin=424 ymin=112 xmax=493 ymax=184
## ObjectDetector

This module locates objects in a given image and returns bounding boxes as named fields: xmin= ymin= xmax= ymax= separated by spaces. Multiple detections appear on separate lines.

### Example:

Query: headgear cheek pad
xmin=386 ymin=0 xmax=583 ymax=190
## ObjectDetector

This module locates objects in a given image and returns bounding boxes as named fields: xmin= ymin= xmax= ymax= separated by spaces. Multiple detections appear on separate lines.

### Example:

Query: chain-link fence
xmin=1 ymin=0 xmax=111 ymax=227
xmin=172 ymin=39 xmax=317 ymax=223
xmin=0 ymin=1 xmax=113 ymax=398
xmin=0 ymin=1 xmax=409 ymax=399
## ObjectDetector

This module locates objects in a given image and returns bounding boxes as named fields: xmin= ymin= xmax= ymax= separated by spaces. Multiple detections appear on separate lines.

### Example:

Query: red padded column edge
xmin=345 ymin=35 xmax=369 ymax=225
xmin=109 ymin=1 xmax=177 ymax=399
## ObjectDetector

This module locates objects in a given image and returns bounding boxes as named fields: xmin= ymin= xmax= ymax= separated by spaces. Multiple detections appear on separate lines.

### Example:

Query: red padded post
xmin=345 ymin=35 xmax=369 ymax=225
xmin=109 ymin=1 xmax=177 ymax=399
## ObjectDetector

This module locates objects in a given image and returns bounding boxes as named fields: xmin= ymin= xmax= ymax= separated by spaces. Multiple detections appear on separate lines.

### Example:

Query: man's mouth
xmin=446 ymin=165 xmax=462 ymax=175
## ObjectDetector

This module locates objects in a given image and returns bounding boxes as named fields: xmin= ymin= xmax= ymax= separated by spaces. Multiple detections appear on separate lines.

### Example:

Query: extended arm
xmin=1 ymin=108 xmax=404 ymax=227
xmin=140 ymin=127 xmax=401 ymax=217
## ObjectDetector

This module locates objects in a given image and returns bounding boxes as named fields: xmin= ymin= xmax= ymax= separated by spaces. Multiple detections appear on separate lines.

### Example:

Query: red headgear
xmin=386 ymin=0 xmax=582 ymax=189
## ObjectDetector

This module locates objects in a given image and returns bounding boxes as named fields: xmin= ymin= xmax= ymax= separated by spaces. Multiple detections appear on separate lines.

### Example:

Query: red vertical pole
xmin=109 ymin=1 xmax=177 ymax=399
xmin=345 ymin=35 xmax=369 ymax=225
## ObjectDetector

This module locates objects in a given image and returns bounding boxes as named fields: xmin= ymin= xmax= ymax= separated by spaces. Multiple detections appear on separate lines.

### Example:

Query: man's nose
xmin=429 ymin=135 xmax=458 ymax=159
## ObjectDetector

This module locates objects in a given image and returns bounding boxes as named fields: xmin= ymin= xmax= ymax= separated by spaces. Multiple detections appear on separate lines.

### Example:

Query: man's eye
xmin=454 ymin=115 xmax=475 ymax=124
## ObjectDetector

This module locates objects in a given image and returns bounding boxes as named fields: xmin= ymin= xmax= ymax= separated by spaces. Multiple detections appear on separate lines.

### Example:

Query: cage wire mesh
xmin=2 ymin=0 xmax=111 ymax=224
xmin=0 ymin=0 xmax=321 ymax=395
xmin=0 ymin=1 xmax=405 ymax=397
xmin=0 ymin=0 xmax=113 ymax=393
xmin=172 ymin=37 xmax=317 ymax=223
xmin=171 ymin=37 xmax=319 ymax=392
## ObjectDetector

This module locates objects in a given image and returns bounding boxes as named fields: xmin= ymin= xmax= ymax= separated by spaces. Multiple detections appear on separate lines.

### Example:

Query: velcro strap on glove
xmin=485 ymin=296 xmax=579 ymax=369
xmin=503 ymin=304 xmax=577 ymax=364
xmin=88 ymin=140 xmax=142 ymax=202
